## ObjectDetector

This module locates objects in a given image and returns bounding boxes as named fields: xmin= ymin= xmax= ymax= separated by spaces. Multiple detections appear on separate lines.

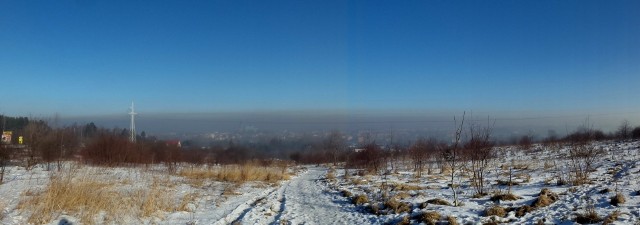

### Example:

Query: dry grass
xmin=383 ymin=198 xmax=411 ymax=214
xmin=602 ymin=210 xmax=621 ymax=225
xmin=531 ymin=188 xmax=558 ymax=208
xmin=178 ymin=164 xmax=290 ymax=184
xmin=393 ymin=192 xmax=411 ymax=200
xmin=419 ymin=211 xmax=441 ymax=225
xmin=0 ymin=200 xmax=5 ymax=220
xmin=352 ymin=194 xmax=369 ymax=205
xmin=396 ymin=215 xmax=410 ymax=225
xmin=484 ymin=205 xmax=507 ymax=217
xmin=425 ymin=198 xmax=451 ymax=206
xmin=490 ymin=193 xmax=522 ymax=202
xmin=17 ymin=168 xmax=181 ymax=225
xmin=447 ymin=215 xmax=459 ymax=225
xmin=575 ymin=207 xmax=602 ymax=224
xmin=177 ymin=192 xmax=199 ymax=212
xmin=340 ymin=189 xmax=353 ymax=198
xmin=515 ymin=205 xmax=533 ymax=217
xmin=392 ymin=183 xmax=421 ymax=191
xmin=610 ymin=193 xmax=625 ymax=206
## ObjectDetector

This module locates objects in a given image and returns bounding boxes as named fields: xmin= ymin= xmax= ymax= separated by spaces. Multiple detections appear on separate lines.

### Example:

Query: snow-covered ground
xmin=0 ymin=141 xmax=639 ymax=225
xmin=326 ymin=141 xmax=640 ymax=224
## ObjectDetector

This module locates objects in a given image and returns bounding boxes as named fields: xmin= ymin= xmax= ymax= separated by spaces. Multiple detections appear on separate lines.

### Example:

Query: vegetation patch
xmin=17 ymin=168 xmax=177 ymax=224
xmin=384 ymin=198 xmax=412 ymax=214
xmin=490 ymin=193 xmax=522 ymax=202
xmin=602 ymin=210 xmax=620 ymax=225
xmin=531 ymin=188 xmax=558 ymax=208
xmin=352 ymin=194 xmax=369 ymax=205
xmin=178 ymin=164 xmax=290 ymax=184
xmin=484 ymin=205 xmax=507 ymax=217
xmin=610 ymin=193 xmax=625 ymax=206
xmin=575 ymin=207 xmax=602 ymax=224
xmin=425 ymin=198 xmax=451 ymax=206
xmin=418 ymin=211 xmax=441 ymax=225
xmin=447 ymin=215 xmax=459 ymax=225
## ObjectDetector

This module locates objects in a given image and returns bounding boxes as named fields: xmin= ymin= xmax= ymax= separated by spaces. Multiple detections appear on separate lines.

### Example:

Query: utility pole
xmin=129 ymin=102 xmax=137 ymax=143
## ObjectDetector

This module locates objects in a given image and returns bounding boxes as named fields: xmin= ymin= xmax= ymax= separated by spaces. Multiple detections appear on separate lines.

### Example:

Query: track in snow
xmin=231 ymin=167 xmax=380 ymax=225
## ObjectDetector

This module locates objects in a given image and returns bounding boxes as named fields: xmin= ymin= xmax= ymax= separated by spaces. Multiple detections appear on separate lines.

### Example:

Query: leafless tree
xmin=616 ymin=120 xmax=631 ymax=140
xmin=0 ymin=144 xmax=10 ymax=183
xmin=409 ymin=138 xmax=432 ymax=178
xmin=324 ymin=130 xmax=345 ymax=166
xmin=22 ymin=120 xmax=51 ymax=169
xmin=464 ymin=118 xmax=495 ymax=196
xmin=442 ymin=112 xmax=465 ymax=206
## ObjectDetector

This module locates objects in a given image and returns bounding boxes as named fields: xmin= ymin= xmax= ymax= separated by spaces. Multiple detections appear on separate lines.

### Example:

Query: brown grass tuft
xmin=425 ymin=198 xmax=451 ymax=206
xmin=484 ymin=205 xmax=507 ymax=217
xmin=393 ymin=192 xmax=411 ymax=200
xmin=531 ymin=188 xmax=558 ymax=208
xmin=392 ymin=183 xmax=421 ymax=191
xmin=0 ymin=200 xmax=5 ymax=220
xmin=341 ymin=189 xmax=353 ymax=198
xmin=610 ymin=193 xmax=625 ymax=206
xmin=575 ymin=207 xmax=602 ymax=224
xmin=384 ymin=198 xmax=411 ymax=214
xmin=602 ymin=210 xmax=620 ymax=225
xmin=490 ymin=193 xmax=522 ymax=202
xmin=395 ymin=215 xmax=410 ymax=225
xmin=352 ymin=194 xmax=369 ymax=205
xmin=447 ymin=215 xmax=459 ymax=225
xmin=515 ymin=205 xmax=533 ymax=217
xmin=419 ymin=211 xmax=441 ymax=225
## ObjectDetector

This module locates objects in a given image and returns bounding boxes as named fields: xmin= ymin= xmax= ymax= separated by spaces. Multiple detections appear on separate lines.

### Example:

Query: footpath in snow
xmin=220 ymin=167 xmax=381 ymax=225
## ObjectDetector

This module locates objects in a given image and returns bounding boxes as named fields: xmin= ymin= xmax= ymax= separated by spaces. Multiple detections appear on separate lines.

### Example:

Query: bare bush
xmin=464 ymin=120 xmax=494 ymax=196
xmin=409 ymin=139 xmax=436 ymax=178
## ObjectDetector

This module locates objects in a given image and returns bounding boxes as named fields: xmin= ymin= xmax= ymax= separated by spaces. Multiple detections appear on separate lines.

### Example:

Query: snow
xmin=1 ymin=141 xmax=639 ymax=224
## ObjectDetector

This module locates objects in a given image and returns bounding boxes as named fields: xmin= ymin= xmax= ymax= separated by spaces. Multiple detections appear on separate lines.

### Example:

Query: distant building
xmin=165 ymin=140 xmax=181 ymax=148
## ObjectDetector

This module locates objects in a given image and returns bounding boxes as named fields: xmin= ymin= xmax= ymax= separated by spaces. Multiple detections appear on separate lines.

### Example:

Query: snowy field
xmin=0 ymin=141 xmax=639 ymax=225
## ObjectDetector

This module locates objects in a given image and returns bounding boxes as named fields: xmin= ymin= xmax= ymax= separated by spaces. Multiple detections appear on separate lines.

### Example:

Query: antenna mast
xmin=129 ymin=102 xmax=137 ymax=142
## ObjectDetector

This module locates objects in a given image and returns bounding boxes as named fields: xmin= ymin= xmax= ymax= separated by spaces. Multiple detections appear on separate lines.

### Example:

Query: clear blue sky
xmin=1 ymin=0 xmax=639 ymax=120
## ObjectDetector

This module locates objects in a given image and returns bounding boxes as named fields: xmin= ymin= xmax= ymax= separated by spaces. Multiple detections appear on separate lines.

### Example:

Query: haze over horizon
xmin=1 ymin=1 xmax=639 ymax=135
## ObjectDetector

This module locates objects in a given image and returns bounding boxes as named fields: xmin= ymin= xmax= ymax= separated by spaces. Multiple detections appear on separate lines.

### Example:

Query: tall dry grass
xmin=178 ymin=164 xmax=290 ymax=183
xmin=17 ymin=167 xmax=180 ymax=224
xmin=0 ymin=199 xmax=5 ymax=220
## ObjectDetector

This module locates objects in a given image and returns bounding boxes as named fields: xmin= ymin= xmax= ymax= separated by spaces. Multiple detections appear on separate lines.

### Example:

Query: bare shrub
xmin=575 ymin=206 xmax=602 ymax=224
xmin=464 ymin=119 xmax=495 ymax=196
xmin=441 ymin=112 xmax=465 ymax=206
xmin=610 ymin=193 xmax=625 ymax=206
xmin=347 ymin=143 xmax=383 ymax=174
xmin=565 ymin=122 xmax=605 ymax=185
xmin=419 ymin=211 xmax=441 ymax=225
xmin=409 ymin=139 xmax=437 ymax=178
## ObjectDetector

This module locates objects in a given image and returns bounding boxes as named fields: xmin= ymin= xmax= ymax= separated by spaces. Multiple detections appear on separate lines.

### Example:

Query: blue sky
xmin=1 ymin=1 xmax=639 ymax=123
